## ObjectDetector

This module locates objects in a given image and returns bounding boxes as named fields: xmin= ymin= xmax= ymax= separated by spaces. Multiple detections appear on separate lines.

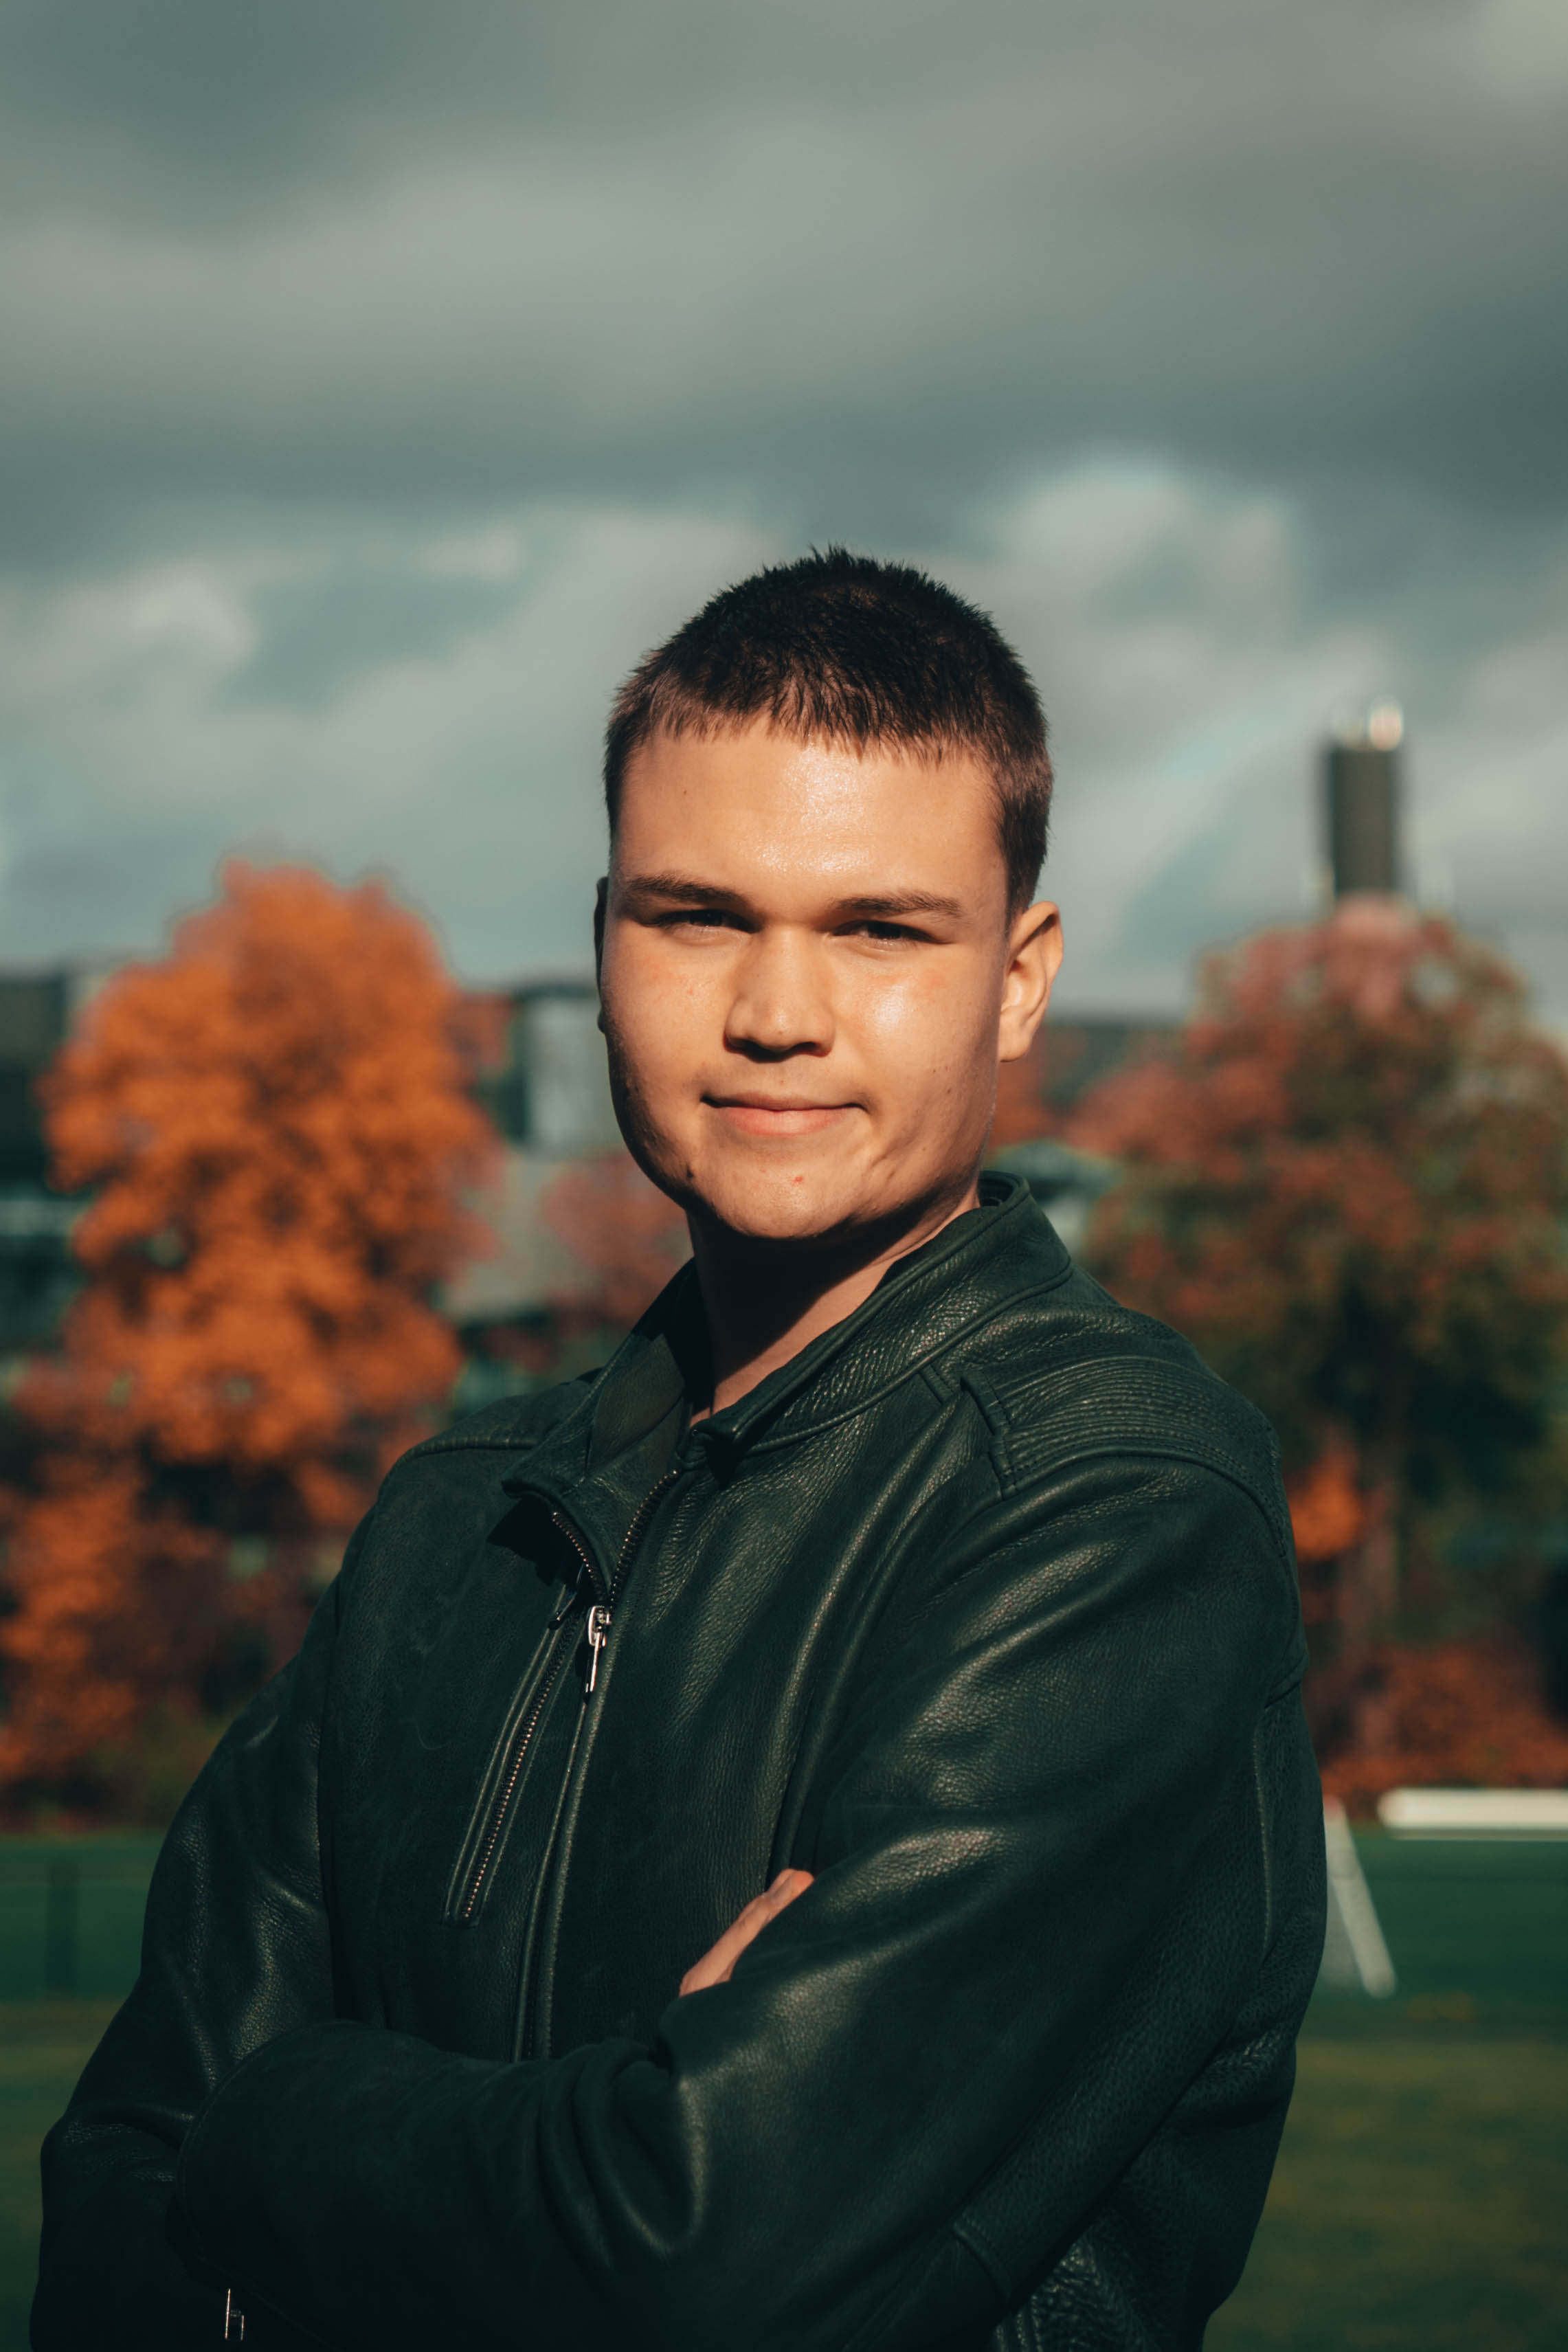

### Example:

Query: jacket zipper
xmin=582 ymin=1469 xmax=680 ymax=1697
xmin=452 ymin=1474 xmax=680 ymax=1934
xmin=513 ymin=1466 xmax=682 ymax=2058
xmin=451 ymin=1525 xmax=596 ymax=1926
xmin=453 ymin=1620 xmax=574 ymax=1925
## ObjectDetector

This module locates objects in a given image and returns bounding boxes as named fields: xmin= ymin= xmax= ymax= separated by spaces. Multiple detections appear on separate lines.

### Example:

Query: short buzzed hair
xmin=604 ymin=549 xmax=1051 ymax=916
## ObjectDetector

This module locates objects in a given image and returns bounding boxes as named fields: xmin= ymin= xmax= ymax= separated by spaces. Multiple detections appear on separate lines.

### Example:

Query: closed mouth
xmin=704 ymin=1096 xmax=858 ymax=1134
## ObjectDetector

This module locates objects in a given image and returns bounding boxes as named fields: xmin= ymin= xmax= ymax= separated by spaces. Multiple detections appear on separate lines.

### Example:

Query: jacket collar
xmin=707 ymin=1174 xmax=1071 ymax=1452
xmin=501 ymin=1176 xmax=1070 ymax=1564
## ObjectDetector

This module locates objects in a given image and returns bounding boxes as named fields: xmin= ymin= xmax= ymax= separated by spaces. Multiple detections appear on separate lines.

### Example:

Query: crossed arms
xmin=34 ymin=1456 xmax=1312 ymax=2352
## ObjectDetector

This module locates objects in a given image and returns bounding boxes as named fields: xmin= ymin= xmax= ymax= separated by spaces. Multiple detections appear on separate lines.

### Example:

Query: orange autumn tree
xmin=0 ymin=862 xmax=495 ymax=1811
xmin=1068 ymin=899 xmax=1568 ymax=1790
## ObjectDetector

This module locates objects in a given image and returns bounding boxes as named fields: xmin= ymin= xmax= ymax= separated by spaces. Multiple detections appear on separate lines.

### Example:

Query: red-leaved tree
xmin=1068 ymin=900 xmax=1568 ymax=1791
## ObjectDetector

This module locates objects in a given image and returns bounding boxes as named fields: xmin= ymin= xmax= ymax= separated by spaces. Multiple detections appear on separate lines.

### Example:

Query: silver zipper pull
xmin=584 ymin=1604 xmax=612 ymax=1693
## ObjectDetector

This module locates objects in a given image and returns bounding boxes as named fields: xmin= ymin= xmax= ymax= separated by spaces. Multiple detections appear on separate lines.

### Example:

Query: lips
xmin=705 ymin=1097 xmax=855 ymax=1137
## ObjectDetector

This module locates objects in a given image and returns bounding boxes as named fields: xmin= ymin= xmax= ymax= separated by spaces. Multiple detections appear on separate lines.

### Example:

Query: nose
xmin=724 ymin=927 xmax=834 ymax=1060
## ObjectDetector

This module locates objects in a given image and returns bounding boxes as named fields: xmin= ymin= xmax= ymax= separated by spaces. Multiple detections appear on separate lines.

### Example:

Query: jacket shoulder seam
xmin=987 ymin=1352 xmax=1291 ymax=1565
xmin=1008 ymin=1435 xmax=1294 ymax=1579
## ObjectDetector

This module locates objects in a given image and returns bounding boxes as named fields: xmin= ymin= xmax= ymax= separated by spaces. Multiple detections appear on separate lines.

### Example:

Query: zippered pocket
xmin=441 ymin=1613 xmax=576 ymax=1927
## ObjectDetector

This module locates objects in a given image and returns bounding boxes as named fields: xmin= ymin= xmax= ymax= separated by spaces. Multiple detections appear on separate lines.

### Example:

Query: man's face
xmin=597 ymin=720 xmax=1060 ymax=1248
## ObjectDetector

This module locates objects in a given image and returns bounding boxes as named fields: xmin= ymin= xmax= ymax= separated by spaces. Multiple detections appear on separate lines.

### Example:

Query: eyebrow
xmin=836 ymin=890 xmax=967 ymax=921
xmin=618 ymin=873 xmax=967 ymax=923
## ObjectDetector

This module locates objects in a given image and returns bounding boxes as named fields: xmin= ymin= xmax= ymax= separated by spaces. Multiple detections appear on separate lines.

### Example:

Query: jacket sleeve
xmin=31 ymin=1525 xmax=369 ymax=2352
xmin=170 ymin=1451 xmax=1311 ymax=2352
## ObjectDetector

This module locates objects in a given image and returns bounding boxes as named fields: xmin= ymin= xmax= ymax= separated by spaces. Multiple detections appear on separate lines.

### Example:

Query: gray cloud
xmin=0 ymin=2 xmax=1565 ymax=1022
xmin=225 ymin=560 xmax=526 ymax=713
xmin=3 ymin=0 xmax=1567 ymax=561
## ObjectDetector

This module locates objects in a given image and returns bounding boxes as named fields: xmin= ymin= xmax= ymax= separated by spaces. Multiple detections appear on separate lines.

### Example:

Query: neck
xmin=688 ymin=1178 xmax=983 ymax=1418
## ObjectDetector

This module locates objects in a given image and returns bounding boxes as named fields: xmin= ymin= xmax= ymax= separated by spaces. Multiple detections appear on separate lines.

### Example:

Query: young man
xmin=35 ymin=552 xmax=1324 ymax=2351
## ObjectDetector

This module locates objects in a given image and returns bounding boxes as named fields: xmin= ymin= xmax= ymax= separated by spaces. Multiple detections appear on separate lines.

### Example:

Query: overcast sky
xmin=2 ymin=0 xmax=1565 ymax=1021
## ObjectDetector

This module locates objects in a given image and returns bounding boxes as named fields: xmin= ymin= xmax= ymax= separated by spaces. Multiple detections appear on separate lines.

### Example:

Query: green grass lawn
xmin=1209 ymin=2034 xmax=1568 ymax=2352
xmin=1 ymin=1835 xmax=1565 ymax=2347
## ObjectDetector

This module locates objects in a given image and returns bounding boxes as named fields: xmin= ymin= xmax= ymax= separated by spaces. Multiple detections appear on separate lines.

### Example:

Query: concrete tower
xmin=1325 ymin=704 xmax=1402 ymax=897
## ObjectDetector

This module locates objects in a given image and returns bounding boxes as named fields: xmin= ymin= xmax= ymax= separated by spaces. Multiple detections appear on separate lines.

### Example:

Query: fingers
xmin=677 ymin=1868 xmax=815 ymax=1997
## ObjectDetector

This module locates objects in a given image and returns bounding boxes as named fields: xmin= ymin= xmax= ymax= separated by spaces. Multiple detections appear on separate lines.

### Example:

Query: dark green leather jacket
xmin=34 ymin=1178 xmax=1325 ymax=2352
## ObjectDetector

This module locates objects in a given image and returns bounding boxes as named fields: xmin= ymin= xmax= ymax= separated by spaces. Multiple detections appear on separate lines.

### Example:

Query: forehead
xmin=614 ymin=721 xmax=1004 ymax=898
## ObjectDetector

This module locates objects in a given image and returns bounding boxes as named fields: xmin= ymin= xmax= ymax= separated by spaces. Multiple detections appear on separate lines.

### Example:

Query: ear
xmin=998 ymin=901 xmax=1062 ymax=1064
xmin=593 ymin=879 xmax=609 ymax=1030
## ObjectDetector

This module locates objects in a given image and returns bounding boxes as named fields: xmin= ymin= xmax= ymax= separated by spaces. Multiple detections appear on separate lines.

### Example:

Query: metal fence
xmin=0 ymin=1840 xmax=160 ymax=2000
xmin=1 ymin=1830 xmax=1564 ymax=2013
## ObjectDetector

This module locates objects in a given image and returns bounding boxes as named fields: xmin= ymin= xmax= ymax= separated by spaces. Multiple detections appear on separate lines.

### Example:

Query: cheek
xmin=855 ymin=961 xmax=993 ymax=1065
xmin=600 ymin=941 xmax=717 ymax=1113
xmin=605 ymin=939 xmax=684 ymax=1033
xmin=850 ymin=970 xmax=1001 ymax=1149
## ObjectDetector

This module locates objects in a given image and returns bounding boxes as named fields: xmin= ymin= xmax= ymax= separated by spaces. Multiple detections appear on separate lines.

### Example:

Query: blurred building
xmin=467 ymin=983 xmax=620 ymax=1158
xmin=985 ymin=1134 xmax=1121 ymax=1254
xmin=0 ymin=974 xmax=84 ymax=1365
xmin=443 ymin=983 xmax=622 ymax=1335
xmin=987 ymin=1014 xmax=1174 ymax=1253
xmin=1026 ymin=1016 xmax=1176 ymax=1116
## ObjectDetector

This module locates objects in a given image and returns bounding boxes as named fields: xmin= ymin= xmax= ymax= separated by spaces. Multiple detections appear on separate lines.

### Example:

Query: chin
xmin=718 ymin=1202 xmax=846 ymax=1247
xmin=689 ymin=1158 xmax=891 ymax=1249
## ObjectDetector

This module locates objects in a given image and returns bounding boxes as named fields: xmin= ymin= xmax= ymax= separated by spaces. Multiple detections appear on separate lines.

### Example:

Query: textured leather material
xmin=34 ymin=1176 xmax=1325 ymax=2352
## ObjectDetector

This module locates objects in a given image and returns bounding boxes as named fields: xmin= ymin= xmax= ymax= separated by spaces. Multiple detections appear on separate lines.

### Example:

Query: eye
xmin=661 ymin=907 xmax=741 ymax=933
xmin=843 ymin=919 xmax=926 ymax=945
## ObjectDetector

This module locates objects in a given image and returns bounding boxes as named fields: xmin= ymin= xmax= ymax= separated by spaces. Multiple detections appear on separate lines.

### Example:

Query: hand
xmin=678 ymin=1868 xmax=814 ymax=1996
